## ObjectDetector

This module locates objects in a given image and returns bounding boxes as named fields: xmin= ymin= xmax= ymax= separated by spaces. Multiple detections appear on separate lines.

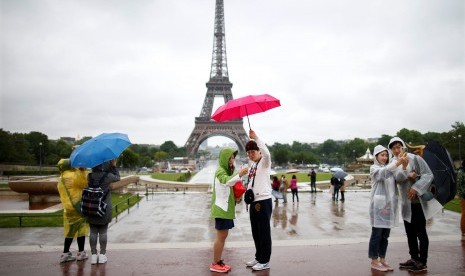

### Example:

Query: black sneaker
xmin=399 ymin=259 xmax=417 ymax=269
xmin=408 ymin=262 xmax=427 ymax=273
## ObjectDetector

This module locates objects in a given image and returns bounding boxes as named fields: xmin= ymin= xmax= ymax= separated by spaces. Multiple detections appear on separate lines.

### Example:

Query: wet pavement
xmin=1 ymin=191 xmax=464 ymax=275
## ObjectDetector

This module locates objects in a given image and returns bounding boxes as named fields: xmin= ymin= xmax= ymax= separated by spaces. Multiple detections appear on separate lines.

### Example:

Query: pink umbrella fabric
xmin=211 ymin=94 xmax=281 ymax=128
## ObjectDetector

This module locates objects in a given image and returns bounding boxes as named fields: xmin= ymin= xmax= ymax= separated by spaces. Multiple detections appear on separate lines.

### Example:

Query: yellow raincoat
xmin=57 ymin=159 xmax=89 ymax=238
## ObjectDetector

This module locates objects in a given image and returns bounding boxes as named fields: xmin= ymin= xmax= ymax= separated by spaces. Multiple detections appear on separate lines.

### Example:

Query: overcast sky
xmin=1 ymin=0 xmax=464 ymax=147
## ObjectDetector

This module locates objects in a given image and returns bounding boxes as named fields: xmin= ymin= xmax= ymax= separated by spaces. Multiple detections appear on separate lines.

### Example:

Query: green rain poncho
xmin=57 ymin=159 xmax=89 ymax=238
xmin=210 ymin=148 xmax=241 ymax=220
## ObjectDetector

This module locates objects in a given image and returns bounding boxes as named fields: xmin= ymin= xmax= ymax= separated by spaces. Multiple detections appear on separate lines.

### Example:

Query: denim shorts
xmin=215 ymin=218 xmax=234 ymax=230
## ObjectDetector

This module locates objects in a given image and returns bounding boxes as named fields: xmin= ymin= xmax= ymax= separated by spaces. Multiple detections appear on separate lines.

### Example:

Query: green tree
xmin=396 ymin=128 xmax=424 ymax=146
xmin=343 ymin=138 xmax=371 ymax=163
xmin=377 ymin=134 xmax=392 ymax=148
xmin=25 ymin=131 xmax=48 ymax=165
xmin=119 ymin=148 xmax=139 ymax=169
xmin=269 ymin=143 xmax=291 ymax=165
xmin=154 ymin=151 xmax=168 ymax=162
xmin=160 ymin=141 xmax=179 ymax=158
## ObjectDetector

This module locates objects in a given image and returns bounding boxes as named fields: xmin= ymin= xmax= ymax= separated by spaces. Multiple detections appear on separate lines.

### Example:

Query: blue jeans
xmin=368 ymin=227 xmax=391 ymax=259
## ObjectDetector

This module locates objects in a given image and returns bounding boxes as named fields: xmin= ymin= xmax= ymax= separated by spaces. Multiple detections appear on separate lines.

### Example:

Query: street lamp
xmin=39 ymin=142 xmax=42 ymax=172
xmin=352 ymin=149 xmax=356 ymax=162
xmin=459 ymin=134 xmax=462 ymax=162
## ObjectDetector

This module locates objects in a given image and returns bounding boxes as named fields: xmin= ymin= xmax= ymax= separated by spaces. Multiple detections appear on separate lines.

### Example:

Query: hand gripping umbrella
xmin=70 ymin=132 xmax=131 ymax=168
xmin=211 ymin=94 xmax=281 ymax=129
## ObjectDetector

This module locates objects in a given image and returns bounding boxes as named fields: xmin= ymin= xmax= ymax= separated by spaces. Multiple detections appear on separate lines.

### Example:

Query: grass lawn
xmin=444 ymin=198 xmax=461 ymax=213
xmin=0 ymin=192 xmax=142 ymax=228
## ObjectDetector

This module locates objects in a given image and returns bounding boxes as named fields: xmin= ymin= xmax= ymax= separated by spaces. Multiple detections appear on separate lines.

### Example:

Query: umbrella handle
xmin=245 ymin=106 xmax=251 ymax=129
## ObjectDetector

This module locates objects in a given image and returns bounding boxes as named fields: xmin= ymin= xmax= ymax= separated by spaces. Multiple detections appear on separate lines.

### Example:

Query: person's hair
xmin=273 ymin=176 xmax=278 ymax=181
xmin=292 ymin=175 xmax=296 ymax=179
xmin=245 ymin=140 xmax=259 ymax=151
xmin=388 ymin=141 xmax=403 ymax=149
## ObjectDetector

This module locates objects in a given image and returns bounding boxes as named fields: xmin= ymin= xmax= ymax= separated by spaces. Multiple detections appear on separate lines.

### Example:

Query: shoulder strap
xmin=247 ymin=158 xmax=262 ymax=188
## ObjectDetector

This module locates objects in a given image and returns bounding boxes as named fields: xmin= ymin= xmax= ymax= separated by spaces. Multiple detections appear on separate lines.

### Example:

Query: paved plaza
xmin=0 ymin=191 xmax=464 ymax=275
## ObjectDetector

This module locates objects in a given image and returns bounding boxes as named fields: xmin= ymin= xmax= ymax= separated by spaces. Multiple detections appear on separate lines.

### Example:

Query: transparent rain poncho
xmin=369 ymin=146 xmax=400 ymax=229
xmin=57 ymin=159 xmax=89 ymax=238
xmin=389 ymin=137 xmax=443 ymax=222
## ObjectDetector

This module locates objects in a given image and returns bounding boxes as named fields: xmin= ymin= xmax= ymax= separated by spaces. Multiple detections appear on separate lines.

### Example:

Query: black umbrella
xmin=422 ymin=140 xmax=457 ymax=205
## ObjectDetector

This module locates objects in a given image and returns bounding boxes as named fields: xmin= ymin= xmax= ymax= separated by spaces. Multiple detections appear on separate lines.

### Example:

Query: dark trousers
xmin=64 ymin=236 xmax=85 ymax=253
xmin=403 ymin=203 xmax=428 ymax=265
xmin=250 ymin=198 xmax=272 ymax=263
xmin=291 ymin=189 xmax=299 ymax=202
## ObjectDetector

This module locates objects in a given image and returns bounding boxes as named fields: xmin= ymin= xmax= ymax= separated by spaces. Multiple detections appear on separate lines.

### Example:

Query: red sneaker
xmin=210 ymin=263 xmax=229 ymax=273
xmin=218 ymin=260 xmax=231 ymax=271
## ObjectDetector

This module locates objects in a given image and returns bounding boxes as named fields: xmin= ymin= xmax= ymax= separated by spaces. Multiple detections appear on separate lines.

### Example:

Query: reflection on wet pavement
xmin=103 ymin=190 xmax=459 ymax=246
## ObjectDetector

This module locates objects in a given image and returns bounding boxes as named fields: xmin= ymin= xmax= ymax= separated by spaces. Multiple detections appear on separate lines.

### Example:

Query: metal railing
xmin=0 ymin=194 xmax=142 ymax=227
xmin=113 ymin=194 xmax=140 ymax=222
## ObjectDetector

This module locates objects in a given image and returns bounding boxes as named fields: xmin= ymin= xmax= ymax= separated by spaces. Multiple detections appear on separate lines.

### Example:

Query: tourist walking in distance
xmin=209 ymin=148 xmax=248 ymax=273
xmin=87 ymin=159 xmax=120 ymax=265
xmin=368 ymin=145 xmax=408 ymax=272
xmin=290 ymin=175 xmax=299 ymax=203
xmin=309 ymin=169 xmax=317 ymax=193
xmin=245 ymin=130 xmax=273 ymax=271
xmin=57 ymin=158 xmax=89 ymax=263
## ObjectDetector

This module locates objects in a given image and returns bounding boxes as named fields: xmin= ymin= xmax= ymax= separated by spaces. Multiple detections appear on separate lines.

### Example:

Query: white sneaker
xmin=252 ymin=262 xmax=270 ymax=271
xmin=76 ymin=251 xmax=88 ymax=261
xmin=246 ymin=259 xmax=259 ymax=267
xmin=59 ymin=252 xmax=76 ymax=263
xmin=91 ymin=254 xmax=98 ymax=265
xmin=98 ymin=254 xmax=107 ymax=264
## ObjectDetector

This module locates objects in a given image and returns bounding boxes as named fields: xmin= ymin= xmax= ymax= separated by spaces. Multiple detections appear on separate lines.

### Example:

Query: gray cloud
xmin=1 ymin=0 xmax=464 ymax=147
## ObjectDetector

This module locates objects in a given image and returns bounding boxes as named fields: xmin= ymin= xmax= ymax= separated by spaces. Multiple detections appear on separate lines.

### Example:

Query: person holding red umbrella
xmin=244 ymin=130 xmax=273 ymax=271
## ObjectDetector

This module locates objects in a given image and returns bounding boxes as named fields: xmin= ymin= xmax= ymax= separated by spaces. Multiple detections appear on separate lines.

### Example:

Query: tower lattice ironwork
xmin=185 ymin=0 xmax=248 ymax=157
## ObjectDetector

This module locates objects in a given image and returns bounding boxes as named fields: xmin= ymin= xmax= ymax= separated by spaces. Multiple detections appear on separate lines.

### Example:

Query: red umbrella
xmin=211 ymin=94 xmax=281 ymax=129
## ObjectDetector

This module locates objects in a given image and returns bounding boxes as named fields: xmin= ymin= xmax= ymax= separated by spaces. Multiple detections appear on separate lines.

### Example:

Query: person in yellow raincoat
xmin=57 ymin=158 xmax=89 ymax=263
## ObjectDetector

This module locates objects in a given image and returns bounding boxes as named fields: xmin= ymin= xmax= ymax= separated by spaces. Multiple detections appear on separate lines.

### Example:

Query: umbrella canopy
xmin=333 ymin=170 xmax=348 ymax=180
xmin=211 ymin=94 xmax=280 ymax=129
xmin=422 ymin=140 xmax=457 ymax=205
xmin=286 ymin=169 xmax=300 ymax=174
xmin=70 ymin=133 xmax=131 ymax=168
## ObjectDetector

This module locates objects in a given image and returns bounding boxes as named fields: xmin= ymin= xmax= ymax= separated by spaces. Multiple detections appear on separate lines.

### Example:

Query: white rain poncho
xmin=369 ymin=145 xmax=400 ymax=228
xmin=388 ymin=137 xmax=443 ymax=222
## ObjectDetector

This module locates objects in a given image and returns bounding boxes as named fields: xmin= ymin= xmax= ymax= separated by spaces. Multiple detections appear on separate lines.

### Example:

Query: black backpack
xmin=414 ymin=140 xmax=457 ymax=205
xmin=81 ymin=173 xmax=109 ymax=218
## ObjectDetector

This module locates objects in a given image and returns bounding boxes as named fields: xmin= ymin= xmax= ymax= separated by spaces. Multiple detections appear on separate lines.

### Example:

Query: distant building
xmin=60 ymin=137 xmax=76 ymax=144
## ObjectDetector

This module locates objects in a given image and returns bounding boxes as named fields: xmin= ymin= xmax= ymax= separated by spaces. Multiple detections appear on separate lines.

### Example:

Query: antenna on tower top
xmin=209 ymin=0 xmax=229 ymax=80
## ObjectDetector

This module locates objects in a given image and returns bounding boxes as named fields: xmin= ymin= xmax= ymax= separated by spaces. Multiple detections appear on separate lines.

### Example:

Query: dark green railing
xmin=0 ymin=194 xmax=141 ymax=227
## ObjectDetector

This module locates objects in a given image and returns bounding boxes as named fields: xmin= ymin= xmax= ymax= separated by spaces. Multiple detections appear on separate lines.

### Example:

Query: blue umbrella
xmin=70 ymin=133 xmax=131 ymax=168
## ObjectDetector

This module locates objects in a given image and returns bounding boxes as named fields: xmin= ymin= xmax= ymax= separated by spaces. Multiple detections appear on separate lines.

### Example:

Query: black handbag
xmin=244 ymin=188 xmax=254 ymax=204
xmin=244 ymin=158 xmax=261 ymax=204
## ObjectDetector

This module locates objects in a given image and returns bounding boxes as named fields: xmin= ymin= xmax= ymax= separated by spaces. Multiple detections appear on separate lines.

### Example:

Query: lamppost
xmin=353 ymin=149 xmax=356 ymax=162
xmin=39 ymin=142 xmax=42 ymax=172
xmin=459 ymin=134 xmax=462 ymax=162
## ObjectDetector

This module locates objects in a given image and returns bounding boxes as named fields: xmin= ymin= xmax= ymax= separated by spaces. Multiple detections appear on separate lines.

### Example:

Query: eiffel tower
xmin=185 ymin=0 xmax=248 ymax=157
